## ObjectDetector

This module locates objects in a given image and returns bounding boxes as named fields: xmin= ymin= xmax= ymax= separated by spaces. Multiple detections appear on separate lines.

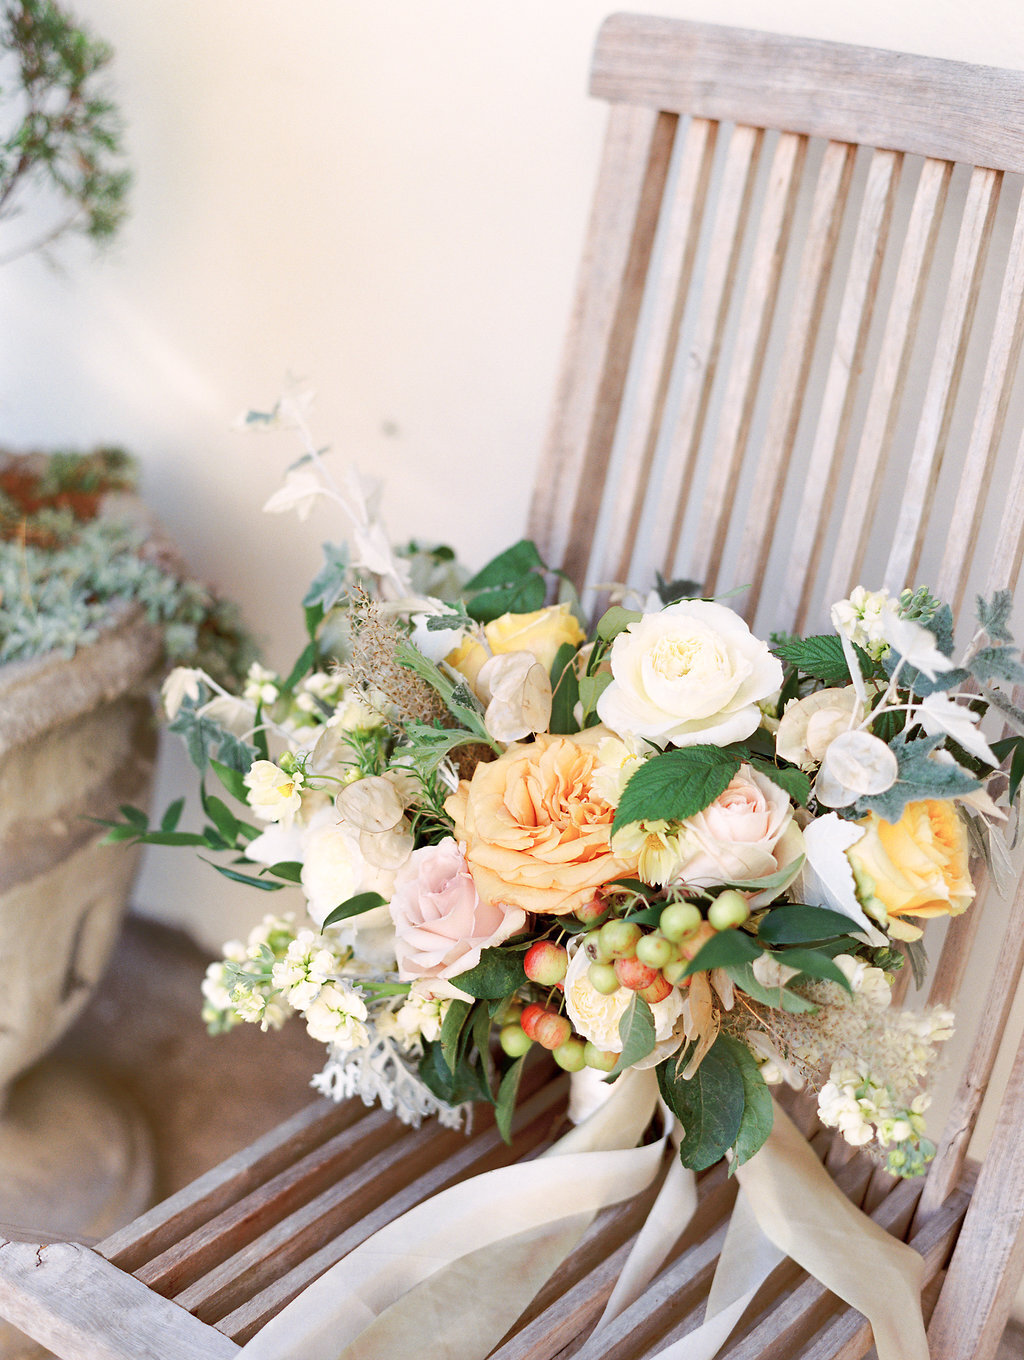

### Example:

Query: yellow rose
xmin=845 ymin=800 xmax=974 ymax=941
xmin=483 ymin=603 xmax=585 ymax=674
xmin=444 ymin=635 xmax=489 ymax=690
xmin=444 ymin=731 xmax=638 ymax=916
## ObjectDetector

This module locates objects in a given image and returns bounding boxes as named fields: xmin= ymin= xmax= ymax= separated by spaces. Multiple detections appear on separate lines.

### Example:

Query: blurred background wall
xmin=3 ymin=0 xmax=1024 ymax=952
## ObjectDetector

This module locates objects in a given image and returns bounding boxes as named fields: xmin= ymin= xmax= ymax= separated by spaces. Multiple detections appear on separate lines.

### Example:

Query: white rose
xmin=596 ymin=601 xmax=782 ymax=748
xmin=300 ymin=811 xmax=400 ymax=926
xmin=563 ymin=944 xmax=684 ymax=1055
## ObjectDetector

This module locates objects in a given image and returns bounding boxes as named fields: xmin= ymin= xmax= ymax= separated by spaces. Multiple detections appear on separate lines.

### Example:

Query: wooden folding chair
xmin=5 ymin=13 xmax=1024 ymax=1359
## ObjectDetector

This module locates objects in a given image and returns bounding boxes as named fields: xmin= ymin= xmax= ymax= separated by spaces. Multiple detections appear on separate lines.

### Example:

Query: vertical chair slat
xmin=824 ymin=156 xmax=953 ymax=606
xmin=918 ymin=869 xmax=1024 ymax=1219
xmin=599 ymin=115 xmax=718 ymax=587
xmin=927 ymin=1039 xmax=1024 ymax=1360
xmin=527 ymin=103 xmax=675 ymax=584
xmin=643 ymin=122 xmax=764 ymax=581
xmin=927 ymin=866 xmax=990 ymax=1010
xmin=986 ymin=418 xmax=1024 ymax=595
xmin=885 ymin=165 xmax=1002 ymax=590
xmin=780 ymin=148 xmax=902 ymax=633
xmin=691 ymin=131 xmax=808 ymax=596
xmin=937 ymin=185 xmax=1024 ymax=611
xmin=736 ymin=139 xmax=857 ymax=625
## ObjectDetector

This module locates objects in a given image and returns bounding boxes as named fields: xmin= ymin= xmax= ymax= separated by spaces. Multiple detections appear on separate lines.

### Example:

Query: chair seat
xmin=0 ymin=1069 xmax=974 ymax=1360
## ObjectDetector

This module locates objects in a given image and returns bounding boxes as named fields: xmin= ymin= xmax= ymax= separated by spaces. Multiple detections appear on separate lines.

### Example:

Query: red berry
xmin=639 ymin=973 xmax=674 ymax=1004
xmin=613 ymin=955 xmax=659 ymax=991
xmin=533 ymin=1011 xmax=572 ymax=1050
xmin=524 ymin=940 xmax=569 ymax=986
xmin=575 ymin=896 xmax=609 ymax=926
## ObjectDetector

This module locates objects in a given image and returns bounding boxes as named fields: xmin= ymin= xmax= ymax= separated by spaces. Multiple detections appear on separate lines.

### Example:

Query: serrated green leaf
xmin=215 ymin=733 xmax=261 ymax=775
xmin=779 ymin=948 xmax=853 ymax=991
xmin=609 ymin=994 xmax=656 ymax=1077
xmin=613 ymin=746 xmax=742 ymax=834
xmin=464 ymin=539 xmax=545 ymax=591
xmin=495 ymin=1054 xmax=527 ymax=1144
xmin=747 ymin=757 xmax=811 ymax=807
xmin=756 ymin=904 xmax=861 ymax=945
xmin=969 ymin=646 xmax=1024 ymax=686
xmin=976 ymin=590 xmax=1014 ymax=643
xmin=466 ymin=575 xmax=547 ymax=623
xmin=450 ymin=947 xmax=528 ymax=999
xmin=718 ymin=1034 xmax=774 ymax=1167
xmin=681 ymin=929 xmax=762 ymax=979
xmin=658 ymin=1035 xmax=746 ymax=1171
xmin=322 ymin=891 xmax=388 ymax=927
xmin=773 ymin=634 xmax=866 ymax=685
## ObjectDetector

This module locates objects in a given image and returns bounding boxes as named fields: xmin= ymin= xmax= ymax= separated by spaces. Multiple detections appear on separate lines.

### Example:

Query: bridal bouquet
xmin=110 ymin=401 xmax=1023 ymax=1186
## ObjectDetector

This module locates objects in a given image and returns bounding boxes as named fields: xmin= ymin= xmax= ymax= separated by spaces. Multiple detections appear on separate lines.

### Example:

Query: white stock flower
xmin=162 ymin=666 xmax=204 ymax=719
xmin=244 ymin=760 xmax=305 ymax=826
xmin=831 ymin=588 xmax=892 ymax=660
xmin=303 ymin=981 xmax=370 ymax=1048
xmin=243 ymin=663 xmax=280 ymax=706
xmin=597 ymin=600 xmax=782 ymax=749
xmin=272 ymin=931 xmax=340 ymax=1011
xmin=832 ymin=953 xmax=892 ymax=1008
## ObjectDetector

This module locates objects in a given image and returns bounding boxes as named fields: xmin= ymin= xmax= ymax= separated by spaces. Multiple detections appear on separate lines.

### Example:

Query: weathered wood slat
xmin=937 ymin=185 xmax=1024 ymax=610
xmin=600 ymin=114 xmax=717 ymax=587
xmin=885 ymin=165 xmax=1002 ymax=589
xmin=692 ymin=131 xmax=807 ymax=595
xmin=824 ymin=155 xmax=952 ymax=605
xmin=736 ymin=139 xmax=856 ymax=625
xmin=528 ymin=103 xmax=675 ymax=585
xmin=987 ymin=417 xmax=1024 ymax=595
xmin=96 ymin=1098 xmax=364 ymax=1272
xmin=780 ymin=148 xmax=901 ymax=632
xmin=212 ymin=1076 xmax=569 ymax=1341
xmin=591 ymin=15 xmax=1024 ymax=174
xmin=0 ymin=1240 xmax=240 ymax=1360
xmin=648 ymin=122 xmax=764 ymax=581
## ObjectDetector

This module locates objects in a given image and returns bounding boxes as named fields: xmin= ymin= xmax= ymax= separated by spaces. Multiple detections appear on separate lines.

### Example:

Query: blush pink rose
xmin=673 ymin=765 xmax=804 ymax=888
xmin=389 ymin=838 xmax=527 ymax=981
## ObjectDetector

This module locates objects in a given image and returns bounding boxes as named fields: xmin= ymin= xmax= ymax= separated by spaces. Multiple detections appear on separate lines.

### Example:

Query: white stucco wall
xmin=6 ymin=4 xmax=1024 ymax=1290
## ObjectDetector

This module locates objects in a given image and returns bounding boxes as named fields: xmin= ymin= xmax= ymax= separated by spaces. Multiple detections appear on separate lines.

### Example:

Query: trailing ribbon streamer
xmin=239 ymin=1068 xmax=665 ymax=1360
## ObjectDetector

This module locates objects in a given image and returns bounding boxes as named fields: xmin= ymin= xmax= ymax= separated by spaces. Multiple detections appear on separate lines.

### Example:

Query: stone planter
xmin=0 ymin=606 xmax=160 ymax=1262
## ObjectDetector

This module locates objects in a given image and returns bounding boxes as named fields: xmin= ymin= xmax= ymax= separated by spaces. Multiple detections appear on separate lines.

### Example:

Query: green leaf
xmin=494 ymin=1055 xmax=526 ymax=1144
xmin=905 ymin=938 xmax=929 ymax=990
xmin=780 ymin=948 xmax=853 ymax=991
xmin=472 ymin=1002 xmax=496 ymax=1097
xmin=215 ymin=733 xmax=260 ymax=774
xmin=322 ymin=891 xmax=388 ymax=928
xmin=726 ymin=962 xmax=818 ymax=1013
xmin=417 ymin=1040 xmax=493 ymax=1106
xmin=993 ymin=736 xmax=1024 ymax=806
xmin=718 ymin=1034 xmax=774 ymax=1168
xmin=596 ymin=606 xmax=643 ymax=641
xmin=773 ymin=634 xmax=871 ymax=685
xmin=266 ymin=860 xmax=304 ymax=884
xmin=160 ymin=797 xmax=185 ymax=832
xmin=440 ymin=999 xmax=473 ymax=1074
xmin=724 ymin=855 xmax=805 ymax=894
xmin=549 ymin=641 xmax=581 ymax=735
xmin=98 ymin=823 xmax=142 ymax=844
xmin=451 ymin=947 xmax=528 ymax=999
xmin=118 ymin=803 xmax=148 ymax=829
xmin=747 ymin=757 xmax=811 ymax=807
xmin=135 ymin=830 xmax=213 ymax=847
xmin=302 ymin=541 xmax=350 ymax=613
xmin=466 ymin=574 xmax=547 ymax=623
xmin=201 ymin=789 xmax=242 ymax=844
xmin=578 ymin=671 xmax=613 ymax=721
xmin=607 ymin=878 xmax=651 ymax=895
xmin=609 ymin=994 xmax=656 ymax=1077
xmin=201 ymin=859 xmax=286 ymax=890
xmin=464 ymin=539 xmax=545 ymax=591
xmin=658 ymin=1035 xmax=746 ymax=1171
xmin=210 ymin=758 xmax=250 ymax=803
xmin=283 ymin=639 xmax=318 ymax=691
xmin=756 ymin=904 xmax=861 ymax=945
xmin=855 ymin=734 xmax=980 ymax=823
xmin=681 ymin=929 xmax=762 ymax=979
xmin=612 ymin=746 xmax=743 ymax=834
xmin=969 ymin=647 xmax=1024 ymax=686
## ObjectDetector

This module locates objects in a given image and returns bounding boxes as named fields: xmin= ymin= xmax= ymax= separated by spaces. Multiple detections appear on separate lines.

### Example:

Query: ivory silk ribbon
xmin=240 ymin=1073 xmax=929 ymax=1360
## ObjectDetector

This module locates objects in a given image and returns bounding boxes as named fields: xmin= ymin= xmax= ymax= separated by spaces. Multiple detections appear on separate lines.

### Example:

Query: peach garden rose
xmin=845 ymin=799 xmax=974 ymax=941
xmin=444 ymin=730 xmax=639 ymax=916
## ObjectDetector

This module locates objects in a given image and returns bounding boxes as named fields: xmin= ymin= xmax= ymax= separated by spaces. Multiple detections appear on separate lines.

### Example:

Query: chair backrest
xmin=528 ymin=15 xmax=1024 ymax=1358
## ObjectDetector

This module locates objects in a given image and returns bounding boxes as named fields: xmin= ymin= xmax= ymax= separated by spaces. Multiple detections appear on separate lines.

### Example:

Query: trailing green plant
xmin=0 ymin=0 xmax=130 ymax=264
xmin=0 ymin=449 xmax=255 ymax=686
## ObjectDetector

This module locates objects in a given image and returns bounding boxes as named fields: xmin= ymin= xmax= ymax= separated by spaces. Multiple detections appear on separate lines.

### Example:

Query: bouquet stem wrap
xmin=239 ymin=1073 xmax=928 ymax=1360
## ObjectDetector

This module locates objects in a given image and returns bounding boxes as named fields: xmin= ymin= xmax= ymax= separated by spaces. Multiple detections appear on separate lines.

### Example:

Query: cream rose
xmin=563 ymin=945 xmax=684 ymax=1057
xmin=596 ymin=601 xmax=782 ymax=748
xmin=484 ymin=603 xmax=586 ymax=673
xmin=300 ymin=808 xmax=404 ymax=927
xmin=444 ymin=730 xmax=638 ymax=916
xmin=615 ymin=765 xmax=803 ymax=891
xmin=389 ymin=838 xmax=526 ymax=980
xmin=845 ymin=799 xmax=974 ymax=941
